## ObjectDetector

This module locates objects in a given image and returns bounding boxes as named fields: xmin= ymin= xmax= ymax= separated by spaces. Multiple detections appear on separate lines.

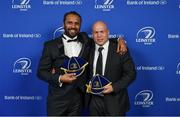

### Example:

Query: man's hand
xmin=117 ymin=37 xmax=127 ymax=55
xmin=102 ymin=84 xmax=114 ymax=94
xmin=60 ymin=73 xmax=77 ymax=84
xmin=51 ymin=68 xmax=55 ymax=74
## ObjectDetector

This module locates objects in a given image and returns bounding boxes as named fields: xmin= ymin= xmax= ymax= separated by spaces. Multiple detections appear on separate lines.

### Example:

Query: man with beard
xmin=37 ymin=11 xmax=127 ymax=116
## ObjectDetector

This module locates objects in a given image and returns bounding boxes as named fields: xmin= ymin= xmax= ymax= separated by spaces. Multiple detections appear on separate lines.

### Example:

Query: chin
xmin=97 ymin=43 xmax=103 ymax=46
xmin=98 ymin=42 xmax=104 ymax=46
xmin=65 ymin=32 xmax=77 ymax=38
xmin=69 ymin=34 xmax=77 ymax=38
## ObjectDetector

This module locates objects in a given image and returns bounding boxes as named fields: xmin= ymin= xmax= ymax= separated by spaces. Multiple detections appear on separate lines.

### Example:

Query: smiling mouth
xmin=97 ymin=39 xmax=103 ymax=41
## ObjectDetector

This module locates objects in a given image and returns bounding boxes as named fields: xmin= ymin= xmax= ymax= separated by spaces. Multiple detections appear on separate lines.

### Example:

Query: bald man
xmin=87 ymin=21 xmax=136 ymax=116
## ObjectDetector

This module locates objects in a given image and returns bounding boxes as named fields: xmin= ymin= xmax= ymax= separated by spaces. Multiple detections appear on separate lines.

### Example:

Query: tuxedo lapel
xmin=79 ymin=44 xmax=85 ymax=57
xmin=104 ymin=41 xmax=116 ymax=77
xmin=89 ymin=44 xmax=95 ymax=77
xmin=56 ymin=36 xmax=66 ymax=58
xmin=78 ymin=33 xmax=88 ymax=57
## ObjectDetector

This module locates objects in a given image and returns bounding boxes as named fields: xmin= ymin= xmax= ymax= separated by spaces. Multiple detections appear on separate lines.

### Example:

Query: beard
xmin=64 ymin=28 xmax=80 ymax=38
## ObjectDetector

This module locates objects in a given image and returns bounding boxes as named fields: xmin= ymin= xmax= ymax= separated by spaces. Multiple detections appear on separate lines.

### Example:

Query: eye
xmin=75 ymin=22 xmax=80 ymax=25
xmin=95 ymin=32 xmax=98 ymax=34
xmin=68 ymin=22 xmax=73 ymax=25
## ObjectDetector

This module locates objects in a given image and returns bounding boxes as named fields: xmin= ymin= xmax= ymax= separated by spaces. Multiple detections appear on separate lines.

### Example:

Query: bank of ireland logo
xmin=159 ymin=0 xmax=168 ymax=5
xmin=136 ymin=26 xmax=156 ymax=45
xmin=53 ymin=26 xmax=64 ymax=39
xmin=95 ymin=0 xmax=114 ymax=11
xmin=12 ymin=0 xmax=31 ymax=11
xmin=176 ymin=63 xmax=180 ymax=75
xmin=13 ymin=58 xmax=32 ymax=75
xmin=134 ymin=90 xmax=154 ymax=107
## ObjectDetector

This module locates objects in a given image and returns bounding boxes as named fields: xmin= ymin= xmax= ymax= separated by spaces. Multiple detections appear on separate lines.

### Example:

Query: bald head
xmin=92 ymin=21 xmax=109 ymax=46
xmin=92 ymin=21 xmax=108 ymax=31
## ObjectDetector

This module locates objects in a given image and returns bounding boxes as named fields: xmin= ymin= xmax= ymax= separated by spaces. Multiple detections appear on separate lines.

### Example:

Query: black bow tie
xmin=67 ymin=39 xmax=78 ymax=43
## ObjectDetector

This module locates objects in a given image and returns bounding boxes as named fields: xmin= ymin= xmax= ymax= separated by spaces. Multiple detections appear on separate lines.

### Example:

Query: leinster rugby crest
xmin=61 ymin=57 xmax=88 ymax=77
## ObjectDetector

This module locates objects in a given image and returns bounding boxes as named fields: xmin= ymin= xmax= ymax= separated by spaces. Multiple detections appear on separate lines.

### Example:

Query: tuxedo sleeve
xmin=37 ymin=42 xmax=60 ymax=85
xmin=112 ymin=50 xmax=136 ymax=94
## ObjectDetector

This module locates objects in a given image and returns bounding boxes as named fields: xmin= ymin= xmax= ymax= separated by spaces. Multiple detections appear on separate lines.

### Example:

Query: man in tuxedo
xmin=88 ymin=21 xmax=136 ymax=116
xmin=37 ymin=11 xmax=127 ymax=116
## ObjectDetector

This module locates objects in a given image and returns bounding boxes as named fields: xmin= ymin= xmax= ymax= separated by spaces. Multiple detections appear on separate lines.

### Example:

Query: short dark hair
xmin=63 ymin=11 xmax=82 ymax=23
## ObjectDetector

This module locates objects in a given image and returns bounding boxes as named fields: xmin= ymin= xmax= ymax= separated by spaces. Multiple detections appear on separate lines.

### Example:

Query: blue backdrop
xmin=0 ymin=0 xmax=180 ymax=116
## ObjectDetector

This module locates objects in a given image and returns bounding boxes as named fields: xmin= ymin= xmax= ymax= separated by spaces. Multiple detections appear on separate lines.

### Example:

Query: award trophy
xmin=86 ymin=74 xmax=112 ymax=96
xmin=60 ymin=57 xmax=88 ymax=77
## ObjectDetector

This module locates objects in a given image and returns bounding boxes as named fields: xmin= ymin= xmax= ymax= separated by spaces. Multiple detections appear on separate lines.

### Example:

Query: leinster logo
xmin=136 ymin=26 xmax=156 ymax=45
xmin=70 ymin=63 xmax=78 ymax=70
xmin=95 ymin=0 xmax=114 ymax=11
xmin=12 ymin=0 xmax=31 ymax=11
xmin=13 ymin=57 xmax=32 ymax=75
xmin=134 ymin=90 xmax=154 ymax=107
xmin=61 ymin=57 xmax=88 ymax=77
xmin=53 ymin=26 xmax=64 ymax=39
xmin=176 ymin=62 xmax=180 ymax=75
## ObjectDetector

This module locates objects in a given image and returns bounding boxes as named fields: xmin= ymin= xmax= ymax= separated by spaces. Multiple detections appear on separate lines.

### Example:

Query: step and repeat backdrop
xmin=0 ymin=0 xmax=180 ymax=116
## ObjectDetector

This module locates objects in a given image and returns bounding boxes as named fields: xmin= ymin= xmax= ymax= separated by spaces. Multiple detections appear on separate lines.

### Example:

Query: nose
xmin=97 ymin=32 xmax=101 ymax=37
xmin=71 ymin=23 xmax=76 ymax=29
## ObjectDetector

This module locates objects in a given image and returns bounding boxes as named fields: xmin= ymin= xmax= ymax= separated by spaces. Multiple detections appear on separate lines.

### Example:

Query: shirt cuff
xmin=58 ymin=75 xmax=63 ymax=87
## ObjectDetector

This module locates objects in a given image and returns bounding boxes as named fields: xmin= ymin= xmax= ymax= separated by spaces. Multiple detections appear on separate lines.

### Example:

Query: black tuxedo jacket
xmin=37 ymin=32 xmax=91 ymax=114
xmin=88 ymin=40 xmax=136 ymax=113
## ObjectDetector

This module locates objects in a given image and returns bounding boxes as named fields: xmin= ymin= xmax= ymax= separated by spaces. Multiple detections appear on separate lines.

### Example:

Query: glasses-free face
xmin=92 ymin=22 xmax=109 ymax=46
xmin=64 ymin=14 xmax=81 ymax=38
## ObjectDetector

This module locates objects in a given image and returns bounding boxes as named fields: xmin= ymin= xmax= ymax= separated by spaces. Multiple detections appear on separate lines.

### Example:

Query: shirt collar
xmin=63 ymin=34 xmax=77 ymax=41
xmin=95 ymin=40 xmax=109 ymax=52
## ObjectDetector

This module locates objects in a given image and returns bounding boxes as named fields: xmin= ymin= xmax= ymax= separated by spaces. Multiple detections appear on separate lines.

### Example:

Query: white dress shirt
xmin=93 ymin=40 xmax=109 ymax=76
xmin=62 ymin=34 xmax=82 ymax=57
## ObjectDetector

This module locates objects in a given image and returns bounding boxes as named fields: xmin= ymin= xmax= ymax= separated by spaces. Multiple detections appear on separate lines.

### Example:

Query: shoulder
xmin=109 ymin=39 xmax=118 ymax=50
xmin=79 ymin=32 xmax=89 ymax=39
xmin=109 ymin=38 xmax=118 ymax=43
xmin=44 ymin=37 xmax=61 ymax=47
xmin=78 ymin=32 xmax=90 ymax=44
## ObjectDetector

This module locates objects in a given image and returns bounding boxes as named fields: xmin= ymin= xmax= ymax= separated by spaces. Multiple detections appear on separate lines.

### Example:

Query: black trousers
xmin=47 ymin=89 xmax=82 ymax=116
xmin=89 ymin=95 xmax=125 ymax=116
